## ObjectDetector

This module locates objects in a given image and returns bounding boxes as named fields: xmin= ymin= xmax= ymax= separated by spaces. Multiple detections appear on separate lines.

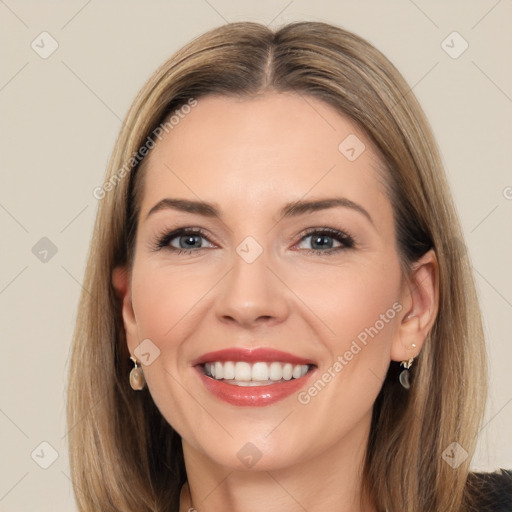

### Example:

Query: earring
xmin=399 ymin=344 xmax=417 ymax=390
xmin=129 ymin=356 xmax=146 ymax=391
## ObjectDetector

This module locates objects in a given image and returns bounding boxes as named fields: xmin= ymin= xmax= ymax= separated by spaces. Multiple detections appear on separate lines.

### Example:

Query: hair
xmin=67 ymin=21 xmax=487 ymax=512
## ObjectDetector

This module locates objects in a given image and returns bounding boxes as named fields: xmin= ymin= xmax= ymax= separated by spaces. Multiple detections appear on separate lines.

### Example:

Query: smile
xmin=202 ymin=361 xmax=310 ymax=385
xmin=192 ymin=347 xmax=317 ymax=407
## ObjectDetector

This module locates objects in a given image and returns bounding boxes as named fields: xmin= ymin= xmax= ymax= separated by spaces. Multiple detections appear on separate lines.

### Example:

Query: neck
xmin=179 ymin=412 xmax=377 ymax=512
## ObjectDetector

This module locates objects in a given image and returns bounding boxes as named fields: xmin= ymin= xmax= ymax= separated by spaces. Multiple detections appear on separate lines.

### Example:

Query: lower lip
xmin=195 ymin=366 xmax=316 ymax=407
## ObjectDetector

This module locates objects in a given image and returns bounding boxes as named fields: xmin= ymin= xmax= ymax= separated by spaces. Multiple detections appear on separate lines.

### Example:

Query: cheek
xmin=336 ymin=276 xmax=399 ymax=351
xmin=288 ymin=265 xmax=401 ymax=446
xmin=294 ymin=256 xmax=401 ymax=346
xmin=129 ymin=263 xmax=216 ymax=435
xmin=131 ymin=261 xmax=215 ymax=342
xmin=128 ymin=263 xmax=201 ymax=392
xmin=295 ymin=258 xmax=401 ymax=397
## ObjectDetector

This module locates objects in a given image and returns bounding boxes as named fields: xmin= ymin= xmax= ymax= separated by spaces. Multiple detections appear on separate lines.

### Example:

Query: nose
xmin=214 ymin=242 xmax=290 ymax=330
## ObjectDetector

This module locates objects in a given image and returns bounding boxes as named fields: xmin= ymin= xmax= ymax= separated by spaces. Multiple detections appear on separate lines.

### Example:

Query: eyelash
xmin=153 ymin=226 xmax=356 ymax=257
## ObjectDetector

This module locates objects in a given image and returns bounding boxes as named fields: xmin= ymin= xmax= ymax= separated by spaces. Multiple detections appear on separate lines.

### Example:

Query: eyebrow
xmin=145 ymin=197 xmax=374 ymax=226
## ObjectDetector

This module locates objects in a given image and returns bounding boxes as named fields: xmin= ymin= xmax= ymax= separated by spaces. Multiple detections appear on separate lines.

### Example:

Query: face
xmin=116 ymin=92 xmax=421 ymax=472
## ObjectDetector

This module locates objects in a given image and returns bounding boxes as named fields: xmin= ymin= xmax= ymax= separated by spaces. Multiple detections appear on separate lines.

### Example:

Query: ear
xmin=391 ymin=249 xmax=439 ymax=363
xmin=112 ymin=265 xmax=138 ymax=355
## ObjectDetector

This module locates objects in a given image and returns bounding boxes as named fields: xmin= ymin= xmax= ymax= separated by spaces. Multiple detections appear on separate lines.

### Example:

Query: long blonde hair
xmin=67 ymin=21 xmax=487 ymax=511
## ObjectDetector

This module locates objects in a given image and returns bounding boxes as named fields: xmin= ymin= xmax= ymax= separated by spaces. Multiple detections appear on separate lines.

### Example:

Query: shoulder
xmin=465 ymin=468 xmax=512 ymax=512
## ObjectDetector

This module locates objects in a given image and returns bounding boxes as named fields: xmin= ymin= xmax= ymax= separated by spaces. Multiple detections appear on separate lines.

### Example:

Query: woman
xmin=67 ymin=21 xmax=511 ymax=511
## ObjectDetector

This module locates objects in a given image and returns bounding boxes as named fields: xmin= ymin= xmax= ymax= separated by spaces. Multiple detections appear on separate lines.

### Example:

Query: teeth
xmin=214 ymin=361 xmax=223 ymax=379
xmin=252 ymin=362 xmax=269 ymax=381
xmin=223 ymin=361 xmax=235 ymax=380
xmin=203 ymin=361 xmax=310 ymax=382
xmin=234 ymin=362 xmax=251 ymax=381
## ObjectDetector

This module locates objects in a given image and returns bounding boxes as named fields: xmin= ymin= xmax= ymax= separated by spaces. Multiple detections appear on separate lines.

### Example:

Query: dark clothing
xmin=467 ymin=469 xmax=512 ymax=511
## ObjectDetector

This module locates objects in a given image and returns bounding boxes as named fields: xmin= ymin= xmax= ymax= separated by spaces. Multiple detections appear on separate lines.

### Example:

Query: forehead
xmin=139 ymin=92 xmax=390 ymax=224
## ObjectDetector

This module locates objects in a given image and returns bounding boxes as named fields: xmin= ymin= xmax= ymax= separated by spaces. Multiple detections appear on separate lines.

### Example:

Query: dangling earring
xmin=129 ymin=356 xmax=146 ymax=391
xmin=399 ymin=343 xmax=417 ymax=390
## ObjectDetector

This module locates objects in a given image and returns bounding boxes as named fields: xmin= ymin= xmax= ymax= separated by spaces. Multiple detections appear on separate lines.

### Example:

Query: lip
xmin=191 ymin=347 xmax=317 ymax=366
xmin=191 ymin=347 xmax=317 ymax=407
xmin=194 ymin=365 xmax=317 ymax=407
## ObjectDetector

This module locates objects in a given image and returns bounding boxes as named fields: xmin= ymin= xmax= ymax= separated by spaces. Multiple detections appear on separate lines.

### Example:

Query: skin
xmin=112 ymin=92 xmax=439 ymax=512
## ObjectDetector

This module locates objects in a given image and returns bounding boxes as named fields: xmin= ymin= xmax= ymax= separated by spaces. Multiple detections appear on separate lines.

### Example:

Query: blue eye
xmin=155 ymin=228 xmax=213 ymax=255
xmin=296 ymin=228 xmax=355 ymax=255
xmin=153 ymin=226 xmax=355 ymax=256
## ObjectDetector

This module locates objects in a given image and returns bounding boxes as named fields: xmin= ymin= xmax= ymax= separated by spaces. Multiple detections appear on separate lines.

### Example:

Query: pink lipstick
xmin=192 ymin=347 xmax=317 ymax=407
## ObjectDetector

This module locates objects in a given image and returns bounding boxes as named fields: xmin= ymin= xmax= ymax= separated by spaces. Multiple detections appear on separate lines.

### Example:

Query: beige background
xmin=1 ymin=1 xmax=511 ymax=510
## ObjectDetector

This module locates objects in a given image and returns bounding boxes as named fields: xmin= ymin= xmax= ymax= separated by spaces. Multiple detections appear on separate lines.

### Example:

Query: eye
xmin=152 ymin=226 xmax=356 ymax=256
xmin=295 ymin=227 xmax=355 ymax=255
xmin=154 ymin=228 xmax=214 ymax=255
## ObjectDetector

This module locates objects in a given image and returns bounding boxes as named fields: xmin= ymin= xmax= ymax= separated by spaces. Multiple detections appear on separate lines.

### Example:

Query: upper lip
xmin=191 ymin=347 xmax=317 ymax=367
